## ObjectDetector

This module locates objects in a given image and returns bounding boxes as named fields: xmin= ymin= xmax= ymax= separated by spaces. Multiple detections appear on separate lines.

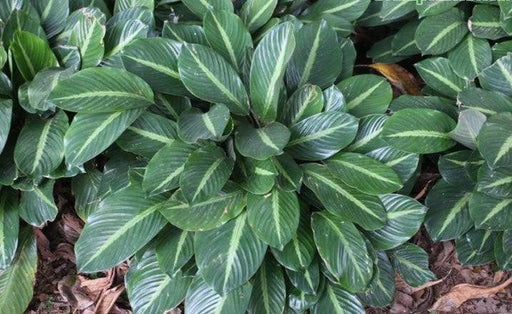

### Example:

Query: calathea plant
xmin=0 ymin=0 xmax=441 ymax=313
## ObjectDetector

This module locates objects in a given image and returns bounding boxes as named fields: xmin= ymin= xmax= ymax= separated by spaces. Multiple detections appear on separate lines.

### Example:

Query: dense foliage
xmin=0 ymin=0 xmax=511 ymax=313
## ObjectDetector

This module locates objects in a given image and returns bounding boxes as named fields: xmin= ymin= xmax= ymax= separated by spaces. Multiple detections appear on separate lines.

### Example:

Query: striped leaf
xmin=241 ymin=0 xmax=278 ymax=32
xmin=182 ymin=0 xmax=233 ymax=18
xmin=159 ymin=185 xmax=245 ymax=232
xmin=477 ymin=165 xmax=512 ymax=199
xmin=235 ymin=122 xmax=290 ymax=160
xmin=71 ymin=168 xmax=102 ymax=221
xmin=10 ymin=31 xmax=58 ymax=81
xmin=382 ymin=108 xmax=457 ymax=153
xmin=122 ymin=37 xmax=189 ymax=96
xmin=28 ymin=68 xmax=73 ymax=112
xmin=367 ymin=35 xmax=407 ymax=64
xmin=153 ymin=93 xmax=191 ymax=121
xmin=364 ymin=194 xmax=426 ymax=250
xmin=286 ymin=20 xmax=342 ymax=90
xmin=323 ymin=85 xmax=347 ymax=112
xmin=470 ymin=193 xmax=512 ymax=231
xmin=31 ymin=0 xmax=68 ymax=37
xmin=302 ymin=163 xmax=386 ymax=231
xmin=64 ymin=109 xmax=144 ymax=167
xmin=313 ymin=282 xmax=364 ymax=314
xmin=389 ymin=243 xmax=436 ymax=288
xmin=379 ymin=0 xmax=415 ymax=21
xmin=279 ymin=84 xmax=324 ymax=126
xmin=179 ymin=145 xmax=234 ymax=204
xmin=337 ymin=74 xmax=392 ymax=117
xmin=437 ymin=150 xmax=480 ymax=187
xmin=327 ymin=152 xmax=402 ymax=195
xmin=347 ymin=114 xmax=388 ymax=153
xmin=416 ymin=0 xmax=459 ymax=18
xmin=104 ymin=19 xmax=149 ymax=66
xmin=391 ymin=95 xmax=457 ymax=118
xmin=250 ymin=22 xmax=295 ymax=123
xmin=476 ymin=113 xmax=512 ymax=169
xmin=0 ymin=189 xmax=19 ymax=269
xmin=14 ymin=111 xmax=68 ymax=177
xmin=0 ymin=99 xmax=12 ymax=155
xmin=50 ymin=67 xmax=154 ymax=113
xmin=425 ymin=179 xmax=473 ymax=241
xmin=415 ymin=8 xmax=467 ymax=55
xmin=195 ymin=212 xmax=267 ymax=295
xmin=366 ymin=146 xmax=419 ymax=184
xmin=125 ymin=248 xmax=191 ymax=314
xmin=469 ymin=4 xmax=508 ymax=40
xmin=75 ymin=184 xmax=167 ymax=273
xmin=311 ymin=211 xmax=373 ymax=292
xmin=248 ymin=256 xmax=286 ymax=314
xmin=289 ymin=287 xmax=320 ymax=312
xmin=0 ymin=227 xmax=37 ymax=314
xmin=155 ymin=226 xmax=194 ymax=277
xmin=479 ymin=54 xmax=512 ymax=96
xmin=247 ymin=188 xmax=299 ymax=249
xmin=304 ymin=0 xmax=370 ymax=22
xmin=185 ymin=276 xmax=252 ymax=314
xmin=286 ymin=259 xmax=320 ymax=295
xmin=143 ymin=140 xmax=197 ymax=196
xmin=19 ymin=180 xmax=58 ymax=227
xmin=162 ymin=23 xmax=208 ymax=45
xmin=458 ymin=88 xmax=512 ymax=116
xmin=272 ymin=153 xmax=303 ymax=192
xmin=495 ymin=232 xmax=512 ymax=270
xmin=178 ymin=105 xmax=230 ymax=143
xmin=237 ymin=157 xmax=277 ymax=195
xmin=449 ymin=109 xmax=487 ymax=150
xmin=106 ymin=7 xmax=153 ymax=29
xmin=117 ymin=111 xmax=177 ymax=158
xmin=178 ymin=44 xmax=249 ymax=116
xmin=456 ymin=229 xmax=496 ymax=266
xmin=204 ymin=10 xmax=253 ymax=72
xmin=391 ymin=20 xmax=421 ymax=57
xmin=357 ymin=252 xmax=395 ymax=308
xmin=114 ymin=0 xmax=153 ymax=13
xmin=414 ymin=57 xmax=466 ymax=98
xmin=448 ymin=34 xmax=492 ymax=81
xmin=286 ymin=112 xmax=358 ymax=161
xmin=66 ymin=10 xmax=105 ymax=69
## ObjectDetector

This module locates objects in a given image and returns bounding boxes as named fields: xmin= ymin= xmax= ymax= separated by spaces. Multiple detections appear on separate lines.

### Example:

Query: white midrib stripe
xmin=124 ymin=55 xmax=180 ymax=78
xmin=493 ymin=135 xmax=512 ymax=165
xmin=222 ymin=215 xmax=246 ymax=292
xmin=152 ymin=165 xmax=184 ymax=193
xmin=192 ymin=159 xmax=224 ymax=201
xmin=257 ymin=129 xmax=280 ymax=150
xmin=272 ymin=191 xmax=282 ymax=244
xmin=381 ymin=0 xmax=410 ymax=19
xmin=127 ymin=126 xmax=173 ymax=143
xmin=425 ymin=21 xmax=462 ymax=52
xmin=323 ymin=0 xmax=359 ymax=14
xmin=467 ymin=35 xmax=478 ymax=74
xmin=298 ymin=24 xmax=322 ymax=86
xmin=417 ymin=65 xmax=462 ymax=93
xmin=31 ymin=119 xmax=52 ymax=174
xmin=437 ymin=192 xmax=472 ymax=235
xmin=211 ymin=13 xmax=239 ymax=69
xmin=479 ymin=199 xmax=512 ymax=226
xmin=247 ymin=0 xmax=275 ymax=29
xmin=172 ymin=231 xmax=189 ymax=269
xmin=287 ymin=123 xmax=349 ymax=146
xmin=347 ymin=80 xmax=385 ymax=110
xmin=332 ymin=159 xmax=399 ymax=185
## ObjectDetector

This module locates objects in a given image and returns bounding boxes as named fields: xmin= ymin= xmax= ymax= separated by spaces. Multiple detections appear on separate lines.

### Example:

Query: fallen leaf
xmin=93 ymin=285 xmax=125 ymax=314
xmin=367 ymin=63 xmax=422 ymax=95
xmin=57 ymin=275 xmax=95 ymax=311
xmin=430 ymin=276 xmax=512 ymax=312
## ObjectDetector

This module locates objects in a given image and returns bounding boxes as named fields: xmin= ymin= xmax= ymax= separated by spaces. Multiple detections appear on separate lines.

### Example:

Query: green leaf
xmin=479 ymin=54 xmax=512 ymax=96
xmin=470 ymin=193 xmax=512 ymax=231
xmin=364 ymin=194 xmax=426 ymax=250
xmin=114 ymin=0 xmax=154 ymax=13
xmin=182 ymin=0 xmax=233 ymax=18
xmin=64 ymin=109 xmax=144 ymax=167
xmin=49 ymin=67 xmax=154 ymax=113
xmin=449 ymin=109 xmax=487 ymax=150
xmin=313 ymin=282 xmax=365 ymax=314
xmin=382 ymin=108 xmax=457 ymax=153
xmin=159 ymin=185 xmax=245 ymax=232
xmin=75 ymin=184 xmax=167 ymax=273
xmin=153 ymin=93 xmax=191 ymax=121
xmin=346 ymin=114 xmax=388 ymax=153
xmin=2 ymin=9 xmax=46 ymax=48
xmin=247 ymin=188 xmax=299 ymax=249
xmin=0 ymin=227 xmax=37 ymax=314
xmin=28 ymin=68 xmax=73 ymax=112
xmin=390 ymin=95 xmax=457 ymax=119
xmin=250 ymin=22 xmax=295 ymax=123
xmin=179 ymin=145 xmax=234 ymax=203
xmin=379 ymin=0 xmax=415 ymax=21
xmin=143 ymin=140 xmax=197 ymax=196
xmin=162 ymin=22 xmax=208 ymax=45
xmin=271 ymin=206 xmax=315 ymax=271
xmin=448 ymin=34 xmax=492 ymax=81
xmin=302 ymin=163 xmax=386 ymax=231
xmin=235 ymin=122 xmax=290 ymax=160
xmin=458 ymin=88 xmax=512 ymax=116
xmin=367 ymin=35 xmax=407 ymax=64
xmin=195 ymin=212 xmax=267 ymax=295
xmin=495 ymin=232 xmax=512 ymax=270
xmin=414 ymin=57 xmax=466 ymax=98
xmin=389 ymin=243 xmax=436 ymax=288
xmin=304 ymin=0 xmax=370 ymax=22
xmin=358 ymin=251 xmax=395 ymax=308
xmin=327 ymin=152 xmax=402 ymax=195
xmin=14 ymin=111 xmax=68 ymax=177
xmin=125 ymin=248 xmax=191 ymax=314
xmin=416 ymin=0 xmax=459 ymax=18
xmin=178 ymin=43 xmax=249 ymax=116
xmin=178 ymin=105 xmax=230 ymax=143
xmin=248 ymin=255 xmax=286 ymax=314
xmin=0 ymin=99 xmax=13 ymax=155
xmin=0 ymin=189 xmax=19 ymax=269
xmin=425 ymin=179 xmax=473 ymax=241
xmin=10 ymin=31 xmax=58 ymax=81
xmin=477 ymin=165 xmax=512 ymax=199
xmin=117 ymin=111 xmax=177 ymax=158
xmin=492 ymin=40 xmax=512 ymax=61
xmin=237 ymin=157 xmax=277 ymax=195
xmin=272 ymin=153 xmax=302 ymax=192
xmin=311 ymin=211 xmax=373 ymax=292
xmin=279 ymin=84 xmax=324 ymax=126
xmin=64 ymin=12 xmax=105 ymax=68
xmin=71 ymin=168 xmax=102 ymax=221
xmin=476 ymin=113 xmax=512 ymax=169
xmin=339 ymin=37 xmax=356 ymax=80
xmin=391 ymin=20 xmax=421 ymax=56
xmin=122 ymin=37 xmax=189 ymax=96
xmin=415 ymin=8 xmax=467 ymax=55
xmin=456 ymin=229 xmax=496 ymax=266
xmin=104 ymin=19 xmax=148 ymax=65
xmin=437 ymin=150 xmax=481 ymax=187
xmin=469 ymin=4 xmax=508 ymax=40
xmin=155 ymin=226 xmax=194 ymax=277
xmin=19 ymin=180 xmax=58 ymax=227
xmin=286 ymin=20 xmax=342 ymax=90
xmin=366 ymin=146 xmax=419 ymax=184
xmin=337 ymin=74 xmax=392 ymax=117
xmin=241 ymin=0 xmax=278 ymax=32
xmin=186 ymin=276 xmax=252 ymax=314
xmin=31 ymin=0 xmax=68 ymax=37
xmin=286 ymin=112 xmax=358 ymax=161
xmin=204 ymin=10 xmax=252 ymax=72
xmin=323 ymin=85 xmax=346 ymax=112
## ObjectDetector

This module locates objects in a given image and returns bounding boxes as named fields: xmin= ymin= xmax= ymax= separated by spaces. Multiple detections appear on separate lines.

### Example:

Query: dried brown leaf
xmin=430 ymin=276 xmax=512 ymax=312
xmin=367 ymin=63 xmax=422 ymax=95
xmin=93 ymin=284 xmax=125 ymax=314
